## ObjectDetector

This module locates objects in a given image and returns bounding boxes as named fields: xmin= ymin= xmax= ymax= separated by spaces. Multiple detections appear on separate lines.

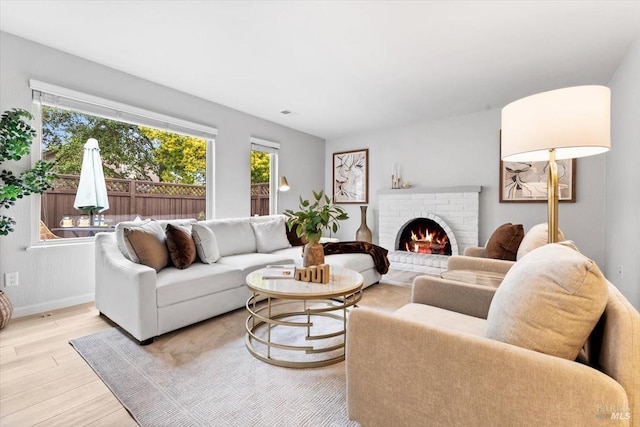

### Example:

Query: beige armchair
xmin=347 ymin=245 xmax=639 ymax=426
xmin=445 ymin=223 xmax=564 ymax=282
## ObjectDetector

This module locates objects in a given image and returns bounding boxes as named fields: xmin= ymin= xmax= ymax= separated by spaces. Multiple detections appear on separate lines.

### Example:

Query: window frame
xmin=250 ymin=137 xmax=280 ymax=215
xmin=29 ymin=80 xmax=217 ymax=247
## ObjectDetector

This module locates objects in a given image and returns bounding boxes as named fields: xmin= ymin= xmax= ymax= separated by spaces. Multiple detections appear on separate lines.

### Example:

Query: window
xmin=250 ymin=138 xmax=279 ymax=216
xmin=31 ymin=80 xmax=216 ymax=242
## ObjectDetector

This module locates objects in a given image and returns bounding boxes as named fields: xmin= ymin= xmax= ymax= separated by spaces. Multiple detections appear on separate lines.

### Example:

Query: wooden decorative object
xmin=294 ymin=264 xmax=330 ymax=284
xmin=0 ymin=291 xmax=13 ymax=329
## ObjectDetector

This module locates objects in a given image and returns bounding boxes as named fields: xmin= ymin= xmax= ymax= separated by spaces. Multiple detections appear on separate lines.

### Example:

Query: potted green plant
xmin=0 ymin=108 xmax=57 ymax=329
xmin=284 ymin=190 xmax=348 ymax=266
xmin=1 ymin=108 xmax=57 ymax=236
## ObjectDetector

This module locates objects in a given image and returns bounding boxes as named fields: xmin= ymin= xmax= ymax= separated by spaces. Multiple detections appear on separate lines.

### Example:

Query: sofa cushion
xmin=199 ymin=218 xmax=256 ymax=256
xmin=486 ymin=243 xmax=608 ymax=360
xmin=156 ymin=218 xmax=196 ymax=231
xmin=485 ymin=223 xmax=525 ymax=261
xmin=123 ymin=221 xmax=169 ymax=272
xmin=191 ymin=223 xmax=221 ymax=264
xmin=156 ymin=263 xmax=244 ymax=307
xmin=165 ymin=224 xmax=196 ymax=269
xmin=270 ymin=246 xmax=304 ymax=265
xmin=268 ymin=247 xmax=377 ymax=274
xmin=516 ymin=223 xmax=565 ymax=260
xmin=216 ymin=253 xmax=296 ymax=277
xmin=251 ymin=217 xmax=291 ymax=253
xmin=325 ymin=253 xmax=375 ymax=273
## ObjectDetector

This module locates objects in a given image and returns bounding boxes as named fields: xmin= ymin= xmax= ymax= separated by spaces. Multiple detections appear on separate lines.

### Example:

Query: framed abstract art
xmin=333 ymin=149 xmax=368 ymax=204
xmin=500 ymin=157 xmax=576 ymax=203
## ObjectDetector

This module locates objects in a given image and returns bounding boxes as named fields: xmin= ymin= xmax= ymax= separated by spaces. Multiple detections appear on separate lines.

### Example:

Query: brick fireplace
xmin=378 ymin=186 xmax=481 ymax=274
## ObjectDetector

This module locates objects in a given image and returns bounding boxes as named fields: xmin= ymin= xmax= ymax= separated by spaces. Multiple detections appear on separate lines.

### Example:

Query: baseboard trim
xmin=12 ymin=293 xmax=95 ymax=318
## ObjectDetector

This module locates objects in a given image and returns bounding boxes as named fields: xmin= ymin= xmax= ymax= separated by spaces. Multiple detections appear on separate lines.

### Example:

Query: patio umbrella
xmin=73 ymin=138 xmax=109 ymax=223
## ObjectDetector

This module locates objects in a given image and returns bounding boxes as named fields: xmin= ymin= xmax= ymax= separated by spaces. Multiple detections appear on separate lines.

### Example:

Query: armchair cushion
xmin=486 ymin=243 xmax=608 ymax=360
xmin=485 ymin=223 xmax=524 ymax=261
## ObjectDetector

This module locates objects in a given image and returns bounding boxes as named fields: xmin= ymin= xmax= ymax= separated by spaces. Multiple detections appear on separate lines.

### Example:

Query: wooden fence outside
xmin=251 ymin=183 xmax=270 ymax=217
xmin=41 ymin=175 xmax=271 ymax=230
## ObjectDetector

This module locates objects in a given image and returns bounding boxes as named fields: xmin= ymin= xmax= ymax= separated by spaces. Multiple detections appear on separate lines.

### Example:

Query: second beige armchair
xmin=446 ymin=223 xmax=564 ymax=280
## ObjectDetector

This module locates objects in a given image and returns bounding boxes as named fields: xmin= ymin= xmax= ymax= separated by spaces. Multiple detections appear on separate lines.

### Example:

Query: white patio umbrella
xmin=73 ymin=138 xmax=109 ymax=223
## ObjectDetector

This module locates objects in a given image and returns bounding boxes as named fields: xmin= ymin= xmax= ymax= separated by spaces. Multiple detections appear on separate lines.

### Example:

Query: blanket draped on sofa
xmin=323 ymin=241 xmax=390 ymax=274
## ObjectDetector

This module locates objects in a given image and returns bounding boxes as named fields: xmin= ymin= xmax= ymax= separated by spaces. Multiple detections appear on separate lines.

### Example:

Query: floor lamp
xmin=501 ymin=86 xmax=611 ymax=243
xmin=276 ymin=176 xmax=289 ymax=213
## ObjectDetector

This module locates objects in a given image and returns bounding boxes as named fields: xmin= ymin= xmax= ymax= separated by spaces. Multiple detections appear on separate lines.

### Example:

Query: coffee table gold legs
xmin=245 ymin=290 xmax=362 ymax=368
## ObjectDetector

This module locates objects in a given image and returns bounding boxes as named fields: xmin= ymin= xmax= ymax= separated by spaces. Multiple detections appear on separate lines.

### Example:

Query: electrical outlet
xmin=4 ymin=272 xmax=18 ymax=287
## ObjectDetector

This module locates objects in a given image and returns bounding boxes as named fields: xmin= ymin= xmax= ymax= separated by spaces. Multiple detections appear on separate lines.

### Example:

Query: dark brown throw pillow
xmin=286 ymin=223 xmax=308 ymax=247
xmin=165 ymin=224 xmax=197 ymax=269
xmin=485 ymin=223 xmax=525 ymax=261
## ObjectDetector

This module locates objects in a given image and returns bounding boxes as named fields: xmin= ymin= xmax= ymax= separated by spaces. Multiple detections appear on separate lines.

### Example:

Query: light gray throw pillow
xmin=191 ymin=223 xmax=221 ymax=264
xmin=486 ymin=242 xmax=607 ymax=360
xmin=251 ymin=217 xmax=292 ymax=253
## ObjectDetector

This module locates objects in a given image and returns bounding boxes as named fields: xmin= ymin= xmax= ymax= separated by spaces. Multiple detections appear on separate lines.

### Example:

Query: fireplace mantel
xmin=378 ymin=186 xmax=481 ymax=274
xmin=377 ymin=185 xmax=481 ymax=195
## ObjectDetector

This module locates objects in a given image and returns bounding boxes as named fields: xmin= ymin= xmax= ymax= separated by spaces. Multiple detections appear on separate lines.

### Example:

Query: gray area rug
xmin=70 ymin=283 xmax=411 ymax=427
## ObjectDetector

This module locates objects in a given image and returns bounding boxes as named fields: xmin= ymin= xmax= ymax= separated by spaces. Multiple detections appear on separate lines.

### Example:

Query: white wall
xmin=325 ymin=108 xmax=608 ymax=267
xmin=606 ymin=36 xmax=640 ymax=310
xmin=0 ymin=32 xmax=325 ymax=316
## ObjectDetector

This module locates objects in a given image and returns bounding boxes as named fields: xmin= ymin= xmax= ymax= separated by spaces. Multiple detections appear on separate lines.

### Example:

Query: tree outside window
xmin=40 ymin=106 xmax=207 ymax=238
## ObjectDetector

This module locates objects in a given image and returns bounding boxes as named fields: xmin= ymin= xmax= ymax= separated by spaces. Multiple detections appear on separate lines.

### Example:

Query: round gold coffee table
xmin=245 ymin=266 xmax=363 ymax=368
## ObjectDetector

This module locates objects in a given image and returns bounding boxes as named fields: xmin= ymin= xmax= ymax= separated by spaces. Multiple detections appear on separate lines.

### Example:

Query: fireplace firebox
xmin=378 ymin=186 xmax=480 ymax=274
xmin=395 ymin=218 xmax=452 ymax=255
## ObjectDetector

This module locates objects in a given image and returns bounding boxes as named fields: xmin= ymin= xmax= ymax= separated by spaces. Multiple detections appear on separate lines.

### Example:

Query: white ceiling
xmin=1 ymin=1 xmax=639 ymax=140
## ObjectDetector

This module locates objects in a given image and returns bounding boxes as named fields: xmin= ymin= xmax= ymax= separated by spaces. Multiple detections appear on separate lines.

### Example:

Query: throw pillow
xmin=286 ymin=222 xmax=308 ymax=246
xmin=191 ymin=223 xmax=221 ymax=264
xmin=123 ymin=221 xmax=169 ymax=272
xmin=165 ymin=224 xmax=197 ymax=269
xmin=485 ymin=223 xmax=525 ymax=261
xmin=516 ymin=223 xmax=565 ymax=260
xmin=251 ymin=218 xmax=292 ymax=253
xmin=115 ymin=218 xmax=149 ymax=262
xmin=485 ymin=243 xmax=608 ymax=360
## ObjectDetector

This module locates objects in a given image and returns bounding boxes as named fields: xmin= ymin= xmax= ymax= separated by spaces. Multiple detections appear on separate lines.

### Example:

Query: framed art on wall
xmin=500 ymin=157 xmax=576 ymax=203
xmin=333 ymin=148 xmax=368 ymax=204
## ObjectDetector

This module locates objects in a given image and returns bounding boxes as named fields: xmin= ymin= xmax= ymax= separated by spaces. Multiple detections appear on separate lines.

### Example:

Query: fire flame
xmin=404 ymin=227 xmax=449 ymax=254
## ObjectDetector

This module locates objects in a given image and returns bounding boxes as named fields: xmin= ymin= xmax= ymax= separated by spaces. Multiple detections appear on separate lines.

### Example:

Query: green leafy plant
xmin=0 ymin=108 xmax=57 ymax=236
xmin=284 ymin=190 xmax=349 ymax=244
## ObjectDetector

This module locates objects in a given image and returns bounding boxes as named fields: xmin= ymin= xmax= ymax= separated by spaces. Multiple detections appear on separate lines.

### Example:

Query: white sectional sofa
xmin=95 ymin=215 xmax=382 ymax=344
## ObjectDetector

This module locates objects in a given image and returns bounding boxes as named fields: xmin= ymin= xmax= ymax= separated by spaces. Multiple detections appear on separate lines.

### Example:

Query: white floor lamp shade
xmin=501 ymin=85 xmax=611 ymax=242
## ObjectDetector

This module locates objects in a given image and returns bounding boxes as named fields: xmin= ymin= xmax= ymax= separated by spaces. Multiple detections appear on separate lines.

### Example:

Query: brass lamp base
xmin=547 ymin=149 xmax=560 ymax=243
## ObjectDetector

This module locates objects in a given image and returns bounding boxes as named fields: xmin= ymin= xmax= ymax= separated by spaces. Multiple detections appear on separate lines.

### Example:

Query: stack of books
xmin=261 ymin=265 xmax=296 ymax=279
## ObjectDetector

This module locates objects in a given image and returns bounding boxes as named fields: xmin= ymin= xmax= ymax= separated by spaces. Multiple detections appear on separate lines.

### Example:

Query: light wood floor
xmin=0 ymin=303 xmax=137 ymax=426
xmin=0 ymin=279 xmax=412 ymax=426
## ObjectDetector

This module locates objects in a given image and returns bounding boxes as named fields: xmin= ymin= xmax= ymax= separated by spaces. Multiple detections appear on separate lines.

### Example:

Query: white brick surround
xmin=378 ymin=186 xmax=481 ymax=274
